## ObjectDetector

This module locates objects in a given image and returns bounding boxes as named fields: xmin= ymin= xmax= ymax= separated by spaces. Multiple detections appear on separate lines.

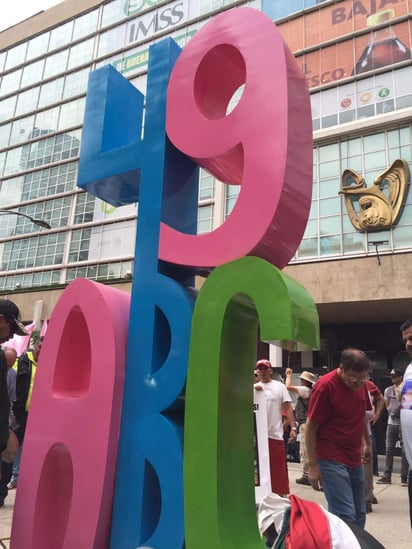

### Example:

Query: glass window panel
xmin=97 ymin=264 xmax=108 ymax=277
xmin=387 ymin=128 xmax=400 ymax=148
xmin=35 ymin=106 xmax=60 ymax=132
xmin=38 ymin=77 xmax=64 ymax=108
xmin=58 ymin=99 xmax=85 ymax=130
xmin=4 ymin=146 xmax=25 ymax=176
xmin=0 ymin=52 xmax=6 ymax=72
xmin=321 ymin=114 xmax=338 ymax=128
xmin=298 ymin=238 xmax=318 ymax=258
xmin=63 ymin=68 xmax=90 ymax=100
xmin=74 ymin=192 xmax=95 ymax=223
xmin=72 ymin=9 xmax=99 ymax=40
xmin=199 ymin=174 xmax=215 ymax=200
xmin=343 ymin=233 xmax=366 ymax=254
xmin=357 ymin=105 xmax=374 ymax=119
xmin=363 ymin=133 xmax=385 ymax=153
xmin=302 ymin=219 xmax=317 ymax=238
xmin=0 ymin=123 xmax=11 ymax=149
xmin=0 ymin=175 xmax=24 ymax=206
xmin=319 ymin=143 xmax=340 ymax=163
xmin=320 ymin=235 xmax=341 ymax=255
xmin=308 ymin=200 xmax=318 ymax=220
xmin=102 ymin=0 xmax=126 ymax=27
xmin=312 ymin=119 xmax=320 ymax=131
xmin=400 ymin=203 xmax=412 ymax=224
xmin=342 ymin=215 xmax=355 ymax=233
xmin=319 ymin=216 xmax=341 ymax=235
xmin=67 ymin=38 xmax=95 ymax=70
xmin=225 ymin=197 xmax=236 ymax=217
xmin=341 ymin=138 xmax=362 ymax=158
xmin=15 ymin=87 xmax=40 ymax=116
xmin=0 ymin=69 xmax=22 ymax=97
xmin=197 ymin=205 xmax=213 ymax=234
xmin=21 ymin=59 xmax=45 ymax=87
xmin=376 ymin=99 xmax=394 ymax=115
xmin=365 ymin=168 xmax=385 ymax=184
xmin=319 ymin=160 xmax=340 ymax=179
xmin=0 ymin=152 xmax=5 ymax=176
xmin=49 ymin=21 xmax=74 ymax=50
xmin=393 ymin=225 xmax=412 ymax=248
xmin=400 ymin=145 xmax=412 ymax=162
xmin=364 ymin=151 xmax=387 ymax=170
xmin=399 ymin=127 xmax=410 ymax=146
xmin=97 ymin=25 xmax=127 ymax=57
xmin=343 ymin=154 xmax=362 ymax=172
xmin=5 ymin=42 xmax=27 ymax=70
xmin=339 ymin=109 xmax=356 ymax=124
xmin=319 ymin=196 xmax=341 ymax=216
xmin=44 ymin=50 xmax=69 ymax=79
xmin=109 ymin=263 xmax=120 ymax=278
xmin=396 ymin=95 xmax=412 ymax=110
xmin=27 ymin=32 xmax=50 ymax=60
xmin=319 ymin=178 xmax=339 ymax=199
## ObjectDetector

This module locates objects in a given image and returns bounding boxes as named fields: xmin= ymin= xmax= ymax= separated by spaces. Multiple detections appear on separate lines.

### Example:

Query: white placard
xmin=254 ymin=389 xmax=271 ymax=504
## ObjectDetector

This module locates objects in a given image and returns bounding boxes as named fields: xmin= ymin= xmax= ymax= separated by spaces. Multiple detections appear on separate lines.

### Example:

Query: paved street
xmin=0 ymin=458 xmax=410 ymax=548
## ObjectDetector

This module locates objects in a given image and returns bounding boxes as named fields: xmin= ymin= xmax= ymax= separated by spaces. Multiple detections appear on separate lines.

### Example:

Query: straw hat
xmin=299 ymin=371 xmax=316 ymax=385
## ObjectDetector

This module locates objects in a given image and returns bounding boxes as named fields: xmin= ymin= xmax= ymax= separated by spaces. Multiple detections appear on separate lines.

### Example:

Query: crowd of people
xmin=255 ymin=319 xmax=412 ymax=547
xmin=0 ymin=298 xmax=43 ymax=508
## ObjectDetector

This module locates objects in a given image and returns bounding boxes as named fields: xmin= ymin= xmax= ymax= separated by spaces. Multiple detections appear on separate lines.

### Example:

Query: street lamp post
xmin=0 ymin=209 xmax=51 ymax=229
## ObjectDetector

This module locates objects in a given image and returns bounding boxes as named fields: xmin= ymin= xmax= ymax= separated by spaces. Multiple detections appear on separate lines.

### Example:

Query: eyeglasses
xmin=256 ymin=365 xmax=270 ymax=371
xmin=346 ymin=374 xmax=368 ymax=383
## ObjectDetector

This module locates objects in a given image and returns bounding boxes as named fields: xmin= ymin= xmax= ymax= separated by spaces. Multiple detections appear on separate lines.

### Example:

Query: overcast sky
xmin=1 ymin=0 xmax=62 ymax=32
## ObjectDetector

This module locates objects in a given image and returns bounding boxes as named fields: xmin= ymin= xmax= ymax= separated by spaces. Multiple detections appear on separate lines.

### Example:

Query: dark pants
xmin=0 ymin=460 xmax=12 ymax=502
xmin=14 ymin=411 xmax=27 ymax=445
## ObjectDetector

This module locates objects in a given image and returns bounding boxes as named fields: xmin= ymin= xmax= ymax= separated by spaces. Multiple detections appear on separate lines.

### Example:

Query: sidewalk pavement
xmin=0 ymin=486 xmax=14 ymax=549
xmin=0 ymin=459 xmax=410 ymax=548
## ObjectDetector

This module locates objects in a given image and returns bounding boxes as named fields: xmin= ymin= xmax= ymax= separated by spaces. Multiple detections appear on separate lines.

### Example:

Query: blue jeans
xmin=318 ymin=458 xmax=366 ymax=528
xmin=12 ymin=445 xmax=22 ymax=480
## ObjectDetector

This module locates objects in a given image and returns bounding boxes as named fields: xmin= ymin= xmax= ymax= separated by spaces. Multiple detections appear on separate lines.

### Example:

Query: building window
xmin=198 ymin=204 xmax=214 ymax=234
xmin=72 ymin=9 xmax=99 ymax=41
xmin=21 ymin=59 xmax=45 ymax=88
xmin=1 ymin=232 xmax=66 ymax=270
xmin=0 ymin=69 xmax=22 ymax=98
xmin=26 ymin=32 xmax=50 ymax=61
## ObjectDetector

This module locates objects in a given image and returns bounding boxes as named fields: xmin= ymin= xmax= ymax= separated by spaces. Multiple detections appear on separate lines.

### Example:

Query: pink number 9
xmin=162 ymin=7 xmax=313 ymax=270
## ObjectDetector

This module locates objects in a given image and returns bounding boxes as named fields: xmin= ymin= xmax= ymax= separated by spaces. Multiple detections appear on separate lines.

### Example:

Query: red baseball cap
xmin=256 ymin=359 xmax=271 ymax=369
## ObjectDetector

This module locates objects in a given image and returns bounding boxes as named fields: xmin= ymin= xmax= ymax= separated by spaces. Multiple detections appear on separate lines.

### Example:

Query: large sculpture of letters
xmin=11 ymin=8 xmax=318 ymax=549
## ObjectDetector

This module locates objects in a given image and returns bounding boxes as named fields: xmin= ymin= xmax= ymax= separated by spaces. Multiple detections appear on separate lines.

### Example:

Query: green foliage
xmin=30 ymin=329 xmax=41 ymax=346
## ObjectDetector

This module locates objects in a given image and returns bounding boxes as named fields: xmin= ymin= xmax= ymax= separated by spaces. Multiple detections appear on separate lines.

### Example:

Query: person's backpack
xmin=294 ymin=396 xmax=310 ymax=424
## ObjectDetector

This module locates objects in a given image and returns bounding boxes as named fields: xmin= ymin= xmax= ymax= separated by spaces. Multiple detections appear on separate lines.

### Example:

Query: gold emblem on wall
xmin=340 ymin=159 xmax=410 ymax=231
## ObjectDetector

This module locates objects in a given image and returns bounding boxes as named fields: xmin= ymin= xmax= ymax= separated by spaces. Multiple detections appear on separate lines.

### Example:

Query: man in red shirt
xmin=305 ymin=348 xmax=372 ymax=528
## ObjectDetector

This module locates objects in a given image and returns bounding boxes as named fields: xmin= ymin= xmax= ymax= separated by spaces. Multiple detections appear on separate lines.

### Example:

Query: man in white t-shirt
xmin=376 ymin=369 xmax=408 ymax=486
xmin=254 ymin=359 xmax=296 ymax=495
